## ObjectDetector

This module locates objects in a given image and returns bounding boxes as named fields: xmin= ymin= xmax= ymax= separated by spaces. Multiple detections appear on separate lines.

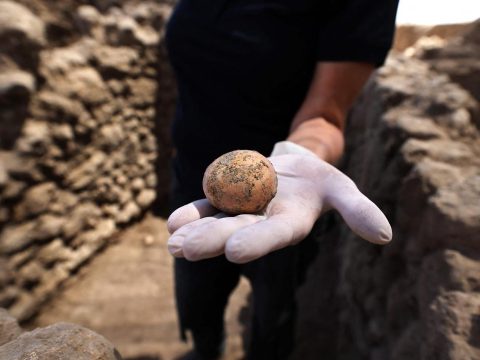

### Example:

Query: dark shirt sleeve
xmin=317 ymin=0 xmax=399 ymax=66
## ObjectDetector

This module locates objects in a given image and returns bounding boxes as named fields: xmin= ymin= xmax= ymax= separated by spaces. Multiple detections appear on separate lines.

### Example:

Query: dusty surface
xmin=203 ymin=150 xmax=277 ymax=215
xmin=27 ymin=214 xmax=250 ymax=360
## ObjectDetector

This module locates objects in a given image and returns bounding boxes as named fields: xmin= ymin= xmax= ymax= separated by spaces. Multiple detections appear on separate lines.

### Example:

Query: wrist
xmin=286 ymin=118 xmax=344 ymax=164
xmin=270 ymin=141 xmax=317 ymax=157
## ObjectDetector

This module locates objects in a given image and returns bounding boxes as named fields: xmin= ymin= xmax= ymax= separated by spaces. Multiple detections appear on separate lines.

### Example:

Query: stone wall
xmin=0 ymin=0 xmax=175 ymax=322
xmin=336 ymin=24 xmax=480 ymax=360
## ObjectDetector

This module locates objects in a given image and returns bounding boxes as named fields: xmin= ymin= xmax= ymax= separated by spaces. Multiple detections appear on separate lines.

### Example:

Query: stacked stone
xmin=337 ymin=27 xmax=480 ymax=360
xmin=0 ymin=1 xmax=175 ymax=322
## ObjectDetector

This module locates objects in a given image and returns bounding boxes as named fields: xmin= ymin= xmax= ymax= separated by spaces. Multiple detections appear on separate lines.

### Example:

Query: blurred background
xmin=0 ymin=1 xmax=479 ymax=359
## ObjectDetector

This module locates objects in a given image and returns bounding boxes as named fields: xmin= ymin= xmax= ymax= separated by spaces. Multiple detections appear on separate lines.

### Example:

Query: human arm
xmin=167 ymin=61 xmax=392 ymax=263
xmin=167 ymin=0 xmax=399 ymax=263
xmin=285 ymin=61 xmax=374 ymax=163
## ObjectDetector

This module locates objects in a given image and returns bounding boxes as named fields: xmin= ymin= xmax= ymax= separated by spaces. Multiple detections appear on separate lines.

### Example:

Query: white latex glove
xmin=167 ymin=141 xmax=392 ymax=264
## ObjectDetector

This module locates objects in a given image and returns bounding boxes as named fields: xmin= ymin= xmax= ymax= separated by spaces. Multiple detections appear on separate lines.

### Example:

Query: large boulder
xmin=0 ymin=309 xmax=22 ymax=346
xmin=0 ymin=321 xmax=122 ymax=360
xmin=330 ymin=50 xmax=480 ymax=360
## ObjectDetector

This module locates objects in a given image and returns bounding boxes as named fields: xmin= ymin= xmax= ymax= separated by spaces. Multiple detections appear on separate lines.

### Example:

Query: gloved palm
xmin=167 ymin=154 xmax=392 ymax=264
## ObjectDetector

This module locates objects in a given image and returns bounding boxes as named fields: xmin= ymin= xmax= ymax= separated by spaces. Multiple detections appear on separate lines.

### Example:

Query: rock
xmin=7 ymin=246 xmax=37 ymax=269
xmin=37 ymin=239 xmax=74 ymax=266
xmin=62 ymin=202 xmax=102 ymax=239
xmin=76 ymin=5 xmax=102 ymax=35
xmin=63 ymin=67 xmax=111 ymax=105
xmin=1 ymin=181 xmax=27 ymax=202
xmin=417 ymin=20 xmax=480 ymax=103
xmin=0 ymin=258 xmax=13 ymax=288
xmin=337 ymin=48 xmax=480 ymax=360
xmin=7 ymin=292 xmax=36 ymax=322
xmin=93 ymin=183 xmax=125 ymax=204
xmin=13 ymin=183 xmax=57 ymax=221
xmin=91 ymin=0 xmax=123 ymax=12
xmin=418 ymin=250 xmax=480 ymax=315
xmin=131 ymin=177 xmax=145 ymax=191
xmin=114 ymin=173 xmax=128 ymax=186
xmin=0 ymin=1 xmax=46 ymax=70
xmin=0 ymin=322 xmax=122 ymax=360
xmin=49 ymin=190 xmax=79 ymax=214
xmin=421 ymin=292 xmax=480 ymax=360
xmin=0 ymin=1 xmax=45 ymax=47
xmin=97 ymin=124 xmax=125 ymax=150
xmin=127 ymin=77 xmax=157 ymax=106
xmin=0 ymin=153 xmax=42 ymax=183
xmin=0 ymin=214 xmax=66 ymax=254
xmin=51 ymin=124 xmax=74 ymax=142
xmin=0 ymin=287 xmax=18 ymax=309
xmin=14 ymin=121 xmax=51 ymax=156
xmin=64 ymin=151 xmax=107 ymax=190
xmin=117 ymin=186 xmax=132 ymax=205
xmin=33 ymin=91 xmax=87 ymax=124
xmin=383 ymin=112 xmax=446 ymax=140
xmin=0 ymin=309 xmax=22 ymax=346
xmin=93 ymin=45 xmax=139 ymax=76
xmin=135 ymin=189 xmax=156 ymax=209
xmin=124 ymin=1 xmax=171 ymax=29
xmin=71 ymin=219 xmax=116 ymax=247
xmin=0 ymin=208 xmax=8 ymax=225
xmin=0 ymin=71 xmax=35 ymax=98
xmin=0 ymin=222 xmax=36 ymax=255
xmin=64 ymin=244 xmax=99 ymax=272
xmin=0 ymin=161 xmax=8 ymax=188
xmin=107 ymin=79 xmax=127 ymax=95
xmin=33 ymin=214 xmax=66 ymax=242
xmin=143 ymin=235 xmax=154 ymax=246
xmin=402 ymin=138 xmax=474 ymax=165
xmin=18 ymin=260 xmax=43 ymax=287
xmin=32 ymin=264 xmax=70 ymax=303
xmin=145 ymin=173 xmax=157 ymax=188
xmin=101 ymin=204 xmax=120 ymax=218
xmin=116 ymin=201 xmax=141 ymax=224
xmin=129 ymin=26 xmax=159 ymax=47
xmin=104 ymin=11 xmax=159 ymax=47
xmin=40 ymin=40 xmax=94 ymax=75
xmin=92 ymin=101 xmax=120 ymax=125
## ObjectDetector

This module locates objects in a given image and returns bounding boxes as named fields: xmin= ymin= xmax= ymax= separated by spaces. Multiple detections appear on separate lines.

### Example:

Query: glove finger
xmin=168 ymin=216 xmax=220 ymax=257
xmin=225 ymin=213 xmax=304 ymax=264
xmin=182 ymin=214 xmax=262 ymax=261
xmin=326 ymin=178 xmax=392 ymax=244
xmin=167 ymin=199 xmax=218 ymax=234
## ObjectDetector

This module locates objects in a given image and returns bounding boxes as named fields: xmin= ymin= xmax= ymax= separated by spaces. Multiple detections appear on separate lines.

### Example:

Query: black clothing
xmin=174 ymin=245 xmax=300 ymax=359
xmin=165 ymin=0 xmax=398 ymax=199
xmin=165 ymin=0 xmax=398 ymax=358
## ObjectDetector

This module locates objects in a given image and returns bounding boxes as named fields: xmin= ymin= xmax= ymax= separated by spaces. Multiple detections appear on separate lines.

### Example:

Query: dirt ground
xmin=27 ymin=214 xmax=251 ymax=360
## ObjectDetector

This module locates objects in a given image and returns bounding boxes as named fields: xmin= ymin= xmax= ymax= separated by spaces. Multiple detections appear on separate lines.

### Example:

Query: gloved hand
xmin=167 ymin=142 xmax=392 ymax=264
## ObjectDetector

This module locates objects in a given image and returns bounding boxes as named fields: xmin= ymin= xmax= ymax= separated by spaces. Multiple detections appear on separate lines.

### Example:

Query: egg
xmin=202 ymin=150 xmax=277 ymax=214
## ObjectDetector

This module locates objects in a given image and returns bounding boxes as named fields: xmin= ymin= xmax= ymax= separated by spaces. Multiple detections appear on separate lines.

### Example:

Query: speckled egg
xmin=202 ymin=150 xmax=277 ymax=214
